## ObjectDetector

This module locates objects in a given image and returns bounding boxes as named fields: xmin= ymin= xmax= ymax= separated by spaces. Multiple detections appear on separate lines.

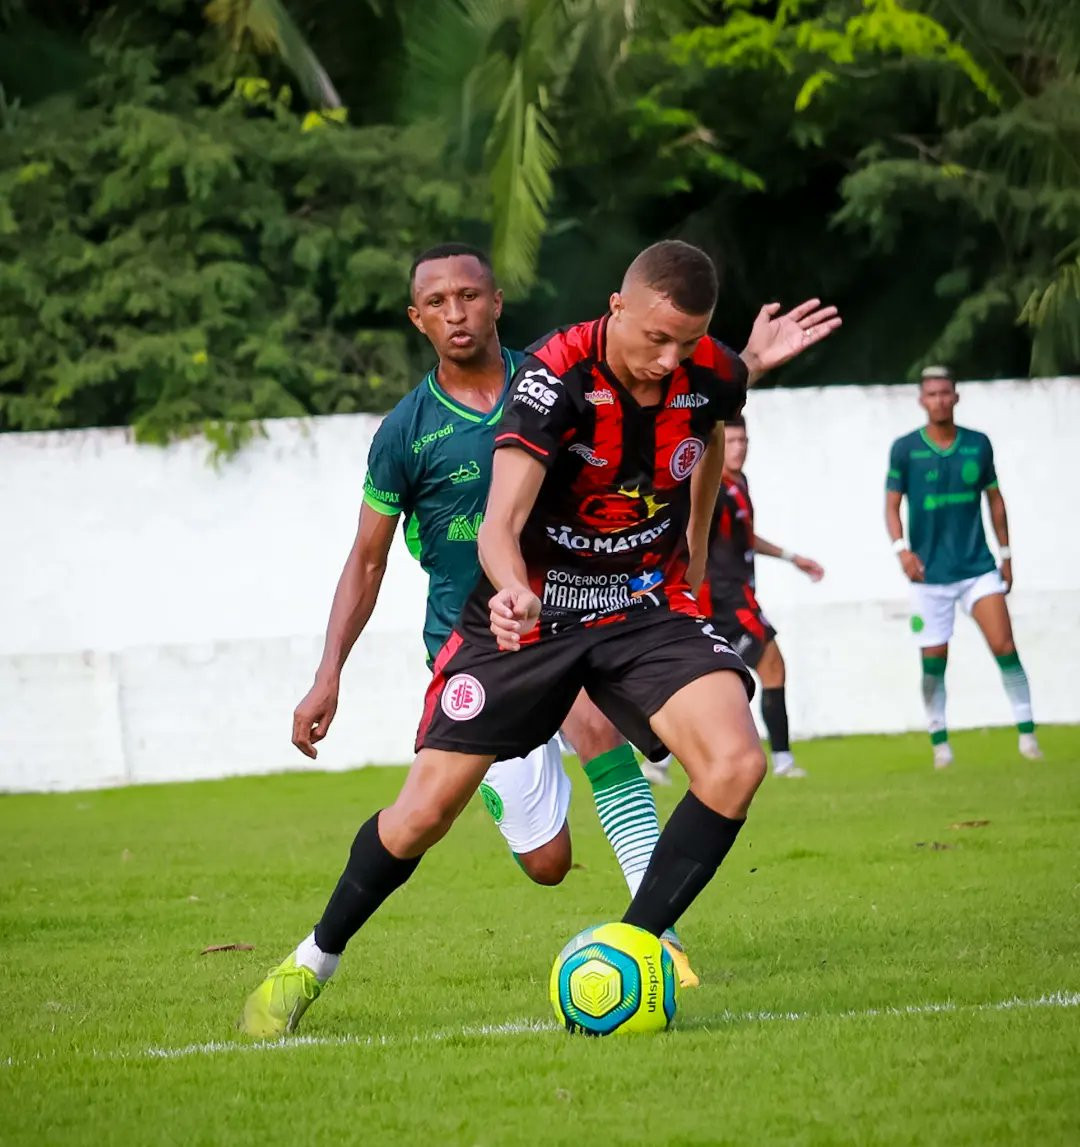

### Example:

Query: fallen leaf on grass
xmin=950 ymin=820 xmax=990 ymax=830
xmin=200 ymin=943 xmax=255 ymax=955
xmin=554 ymin=1089 xmax=572 ymax=1103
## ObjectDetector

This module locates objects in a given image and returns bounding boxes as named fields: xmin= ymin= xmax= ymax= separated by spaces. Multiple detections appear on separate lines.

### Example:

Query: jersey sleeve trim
xmin=494 ymin=431 xmax=550 ymax=458
xmin=362 ymin=490 xmax=401 ymax=516
xmin=984 ymin=479 xmax=999 ymax=490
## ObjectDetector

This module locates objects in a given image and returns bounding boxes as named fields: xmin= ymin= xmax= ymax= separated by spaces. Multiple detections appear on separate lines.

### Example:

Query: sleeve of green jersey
xmin=362 ymin=412 xmax=413 ymax=518
xmin=885 ymin=437 xmax=908 ymax=493
xmin=982 ymin=436 xmax=999 ymax=490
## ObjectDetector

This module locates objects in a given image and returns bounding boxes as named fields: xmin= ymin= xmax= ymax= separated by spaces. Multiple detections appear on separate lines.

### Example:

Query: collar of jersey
xmin=919 ymin=426 xmax=962 ymax=456
xmin=424 ymin=348 xmax=512 ymax=425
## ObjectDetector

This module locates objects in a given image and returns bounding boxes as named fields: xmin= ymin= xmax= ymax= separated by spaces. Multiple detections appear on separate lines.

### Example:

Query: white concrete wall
xmin=2 ymin=377 xmax=1077 ymax=791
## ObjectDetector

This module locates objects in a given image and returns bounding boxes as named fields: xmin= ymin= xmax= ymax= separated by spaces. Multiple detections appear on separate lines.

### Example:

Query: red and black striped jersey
xmin=704 ymin=470 xmax=756 ymax=607
xmin=465 ymin=315 xmax=746 ymax=636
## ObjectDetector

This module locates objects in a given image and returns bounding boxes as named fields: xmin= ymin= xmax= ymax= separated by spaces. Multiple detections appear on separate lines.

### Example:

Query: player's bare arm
xmin=754 ymin=535 xmax=825 ymax=581
xmin=292 ymin=505 xmax=398 ymax=758
xmin=740 ymin=298 xmax=842 ymax=385
xmin=686 ymin=423 xmax=727 ymax=591
xmin=477 ymin=447 xmax=547 ymax=651
xmin=985 ymin=485 xmax=1013 ymax=592
xmin=885 ymin=489 xmax=924 ymax=583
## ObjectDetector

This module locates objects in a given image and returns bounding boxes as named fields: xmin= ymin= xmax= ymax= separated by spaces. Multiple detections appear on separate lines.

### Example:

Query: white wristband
xmin=891 ymin=537 xmax=909 ymax=555
xmin=780 ymin=548 xmax=796 ymax=562
xmin=999 ymin=545 xmax=1012 ymax=560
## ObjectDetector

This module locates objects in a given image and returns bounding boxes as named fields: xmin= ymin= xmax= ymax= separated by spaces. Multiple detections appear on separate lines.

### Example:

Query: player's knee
xmin=758 ymin=643 xmax=785 ymax=687
xmin=518 ymin=844 xmax=571 ymax=886
xmin=562 ymin=709 xmax=622 ymax=762
xmin=697 ymin=740 xmax=767 ymax=808
xmin=991 ymin=638 xmax=1016 ymax=657
xmin=382 ymin=798 xmax=458 ymax=854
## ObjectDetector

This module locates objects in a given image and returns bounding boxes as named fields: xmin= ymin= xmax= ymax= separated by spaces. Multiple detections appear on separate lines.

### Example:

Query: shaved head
xmin=621 ymin=240 xmax=718 ymax=316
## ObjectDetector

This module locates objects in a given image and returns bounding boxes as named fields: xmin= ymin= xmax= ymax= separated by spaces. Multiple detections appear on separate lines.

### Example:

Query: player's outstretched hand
xmin=489 ymin=586 xmax=542 ymax=651
xmin=742 ymin=298 xmax=842 ymax=380
xmin=899 ymin=550 xmax=925 ymax=583
xmin=292 ymin=677 xmax=340 ymax=759
xmin=795 ymin=555 xmax=825 ymax=582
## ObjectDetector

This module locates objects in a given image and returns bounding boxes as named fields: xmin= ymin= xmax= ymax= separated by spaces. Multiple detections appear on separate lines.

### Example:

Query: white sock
xmin=295 ymin=931 xmax=339 ymax=983
xmin=772 ymin=750 xmax=796 ymax=774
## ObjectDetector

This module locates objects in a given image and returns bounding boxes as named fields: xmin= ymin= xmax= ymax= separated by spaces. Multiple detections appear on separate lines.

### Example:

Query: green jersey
xmin=362 ymin=349 xmax=523 ymax=661
xmin=886 ymin=425 xmax=998 ymax=584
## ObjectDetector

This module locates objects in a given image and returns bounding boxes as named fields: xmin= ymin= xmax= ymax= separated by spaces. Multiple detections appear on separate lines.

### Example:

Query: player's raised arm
xmin=477 ymin=448 xmax=546 ymax=651
xmin=292 ymin=504 xmax=399 ymax=758
xmin=686 ymin=423 xmax=726 ymax=591
xmin=740 ymin=298 xmax=842 ymax=385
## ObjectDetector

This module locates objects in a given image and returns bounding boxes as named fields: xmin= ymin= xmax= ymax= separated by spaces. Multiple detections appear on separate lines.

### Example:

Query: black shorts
xmin=416 ymin=609 xmax=753 ymax=762
xmin=706 ymin=583 xmax=777 ymax=671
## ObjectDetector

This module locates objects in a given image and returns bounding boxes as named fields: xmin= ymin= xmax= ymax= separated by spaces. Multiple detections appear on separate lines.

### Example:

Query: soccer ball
xmin=549 ymin=922 xmax=678 ymax=1036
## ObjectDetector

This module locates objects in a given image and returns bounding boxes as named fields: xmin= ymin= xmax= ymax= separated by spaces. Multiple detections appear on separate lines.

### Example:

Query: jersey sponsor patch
xmin=412 ymin=423 xmax=454 ymax=455
xmin=670 ymin=437 xmax=705 ymax=480
xmin=569 ymin=443 xmax=609 ymax=467
xmin=584 ymin=388 xmax=614 ymax=406
xmin=546 ymin=518 xmax=673 ymax=554
xmin=667 ymin=393 xmax=709 ymax=409
xmin=440 ymin=673 xmax=486 ymax=720
xmin=513 ymin=367 xmax=563 ymax=415
xmin=541 ymin=567 xmax=664 ymax=613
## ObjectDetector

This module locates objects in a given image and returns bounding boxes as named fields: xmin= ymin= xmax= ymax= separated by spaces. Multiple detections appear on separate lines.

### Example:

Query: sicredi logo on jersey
xmin=513 ymin=367 xmax=562 ymax=414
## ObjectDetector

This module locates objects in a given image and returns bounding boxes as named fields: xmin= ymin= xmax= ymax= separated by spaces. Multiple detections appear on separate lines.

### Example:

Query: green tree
xmin=839 ymin=0 xmax=1080 ymax=375
xmin=404 ymin=0 xmax=697 ymax=296
xmin=0 ymin=5 xmax=480 ymax=447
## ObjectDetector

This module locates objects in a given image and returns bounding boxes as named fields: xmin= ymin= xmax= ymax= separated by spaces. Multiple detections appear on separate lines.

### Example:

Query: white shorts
xmin=910 ymin=569 xmax=1006 ymax=647
xmin=478 ymin=738 xmax=572 ymax=855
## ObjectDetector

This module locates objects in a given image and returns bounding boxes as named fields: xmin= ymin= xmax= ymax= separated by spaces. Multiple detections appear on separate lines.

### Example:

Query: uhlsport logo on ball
xmin=549 ymin=922 xmax=678 ymax=1035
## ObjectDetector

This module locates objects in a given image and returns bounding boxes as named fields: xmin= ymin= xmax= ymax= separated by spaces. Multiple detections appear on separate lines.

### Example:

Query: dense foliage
xmin=1 ymin=0 xmax=1076 ymax=445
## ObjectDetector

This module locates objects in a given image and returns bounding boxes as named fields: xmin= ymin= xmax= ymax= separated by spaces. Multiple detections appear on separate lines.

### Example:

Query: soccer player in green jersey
xmin=885 ymin=366 xmax=1041 ymax=768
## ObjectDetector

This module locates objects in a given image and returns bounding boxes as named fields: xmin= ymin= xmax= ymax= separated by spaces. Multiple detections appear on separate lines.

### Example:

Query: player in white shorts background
xmin=885 ymin=365 xmax=1041 ymax=768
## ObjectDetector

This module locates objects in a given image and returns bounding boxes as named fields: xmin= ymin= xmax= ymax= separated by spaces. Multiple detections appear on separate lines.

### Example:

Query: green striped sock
xmin=585 ymin=746 xmax=662 ymax=899
xmin=995 ymin=651 xmax=1035 ymax=734
xmin=921 ymin=653 xmax=948 ymax=746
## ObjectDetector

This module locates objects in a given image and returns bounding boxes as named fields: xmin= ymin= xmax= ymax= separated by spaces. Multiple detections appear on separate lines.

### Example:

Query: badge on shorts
xmin=441 ymin=673 xmax=486 ymax=720
xmin=670 ymin=437 xmax=705 ymax=480
xmin=478 ymin=782 xmax=504 ymax=823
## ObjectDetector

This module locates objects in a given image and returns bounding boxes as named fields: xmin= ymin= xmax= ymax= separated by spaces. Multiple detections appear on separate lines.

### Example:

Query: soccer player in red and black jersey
xmin=239 ymin=240 xmax=840 ymax=1036
xmin=666 ymin=413 xmax=825 ymax=782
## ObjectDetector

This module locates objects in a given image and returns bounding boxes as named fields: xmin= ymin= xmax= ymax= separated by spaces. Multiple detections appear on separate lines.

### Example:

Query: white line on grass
xmin=140 ymin=990 xmax=1080 ymax=1061
xmin=3 ymin=991 xmax=1076 ymax=1068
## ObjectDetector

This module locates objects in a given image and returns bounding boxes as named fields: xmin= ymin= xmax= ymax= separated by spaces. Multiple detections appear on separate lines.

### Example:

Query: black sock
xmin=761 ymin=687 xmax=790 ymax=754
xmin=313 ymin=813 xmax=421 ymax=955
xmin=622 ymin=791 xmax=745 ymax=937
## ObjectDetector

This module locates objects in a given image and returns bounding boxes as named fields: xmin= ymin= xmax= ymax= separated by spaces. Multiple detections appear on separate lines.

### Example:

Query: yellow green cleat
xmin=238 ymin=954 xmax=321 ymax=1038
xmin=661 ymin=936 xmax=701 ymax=989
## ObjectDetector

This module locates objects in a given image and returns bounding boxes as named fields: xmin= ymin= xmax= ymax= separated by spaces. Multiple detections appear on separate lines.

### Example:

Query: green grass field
xmin=2 ymin=726 xmax=1079 ymax=1146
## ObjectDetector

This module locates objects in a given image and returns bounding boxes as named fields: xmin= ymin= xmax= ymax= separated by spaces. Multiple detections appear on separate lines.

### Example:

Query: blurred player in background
xmin=641 ymin=413 xmax=825 ymax=784
xmin=885 ymin=365 xmax=1041 ymax=768
xmin=241 ymin=240 xmax=840 ymax=1037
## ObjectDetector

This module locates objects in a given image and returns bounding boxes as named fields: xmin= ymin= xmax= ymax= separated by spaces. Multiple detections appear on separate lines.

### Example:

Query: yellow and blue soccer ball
xmin=549 ymin=922 xmax=678 ymax=1036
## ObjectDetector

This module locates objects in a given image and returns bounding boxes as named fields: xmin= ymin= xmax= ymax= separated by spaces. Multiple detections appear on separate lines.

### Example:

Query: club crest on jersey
xmin=667 ymin=393 xmax=709 ymax=409
xmin=670 ymin=437 xmax=705 ymax=480
xmin=569 ymin=443 xmax=608 ymax=467
xmin=514 ymin=367 xmax=562 ymax=415
xmin=584 ymin=388 xmax=614 ymax=406
xmin=441 ymin=674 xmax=486 ymax=720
